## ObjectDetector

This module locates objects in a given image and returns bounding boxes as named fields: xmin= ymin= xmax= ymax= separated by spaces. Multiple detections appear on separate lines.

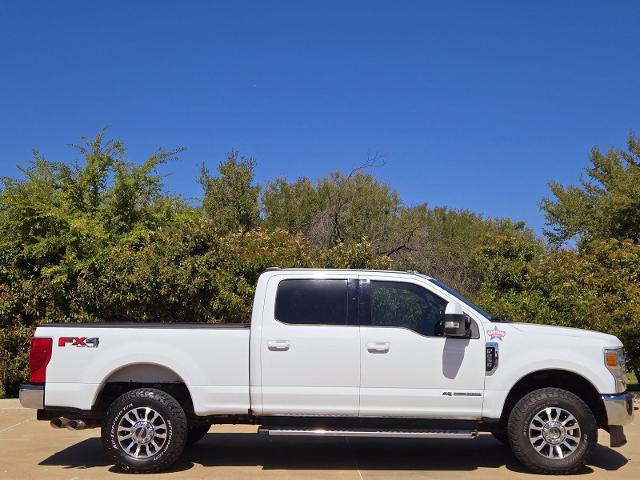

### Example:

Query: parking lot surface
xmin=0 ymin=398 xmax=637 ymax=480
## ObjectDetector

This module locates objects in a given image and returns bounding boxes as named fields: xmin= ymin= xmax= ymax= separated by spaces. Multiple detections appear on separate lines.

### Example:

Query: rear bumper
xmin=19 ymin=384 xmax=44 ymax=410
xmin=602 ymin=393 xmax=634 ymax=426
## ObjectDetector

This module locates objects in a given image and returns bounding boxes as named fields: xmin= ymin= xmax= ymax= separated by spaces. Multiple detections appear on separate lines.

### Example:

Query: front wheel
xmin=102 ymin=388 xmax=187 ymax=473
xmin=508 ymin=387 xmax=597 ymax=474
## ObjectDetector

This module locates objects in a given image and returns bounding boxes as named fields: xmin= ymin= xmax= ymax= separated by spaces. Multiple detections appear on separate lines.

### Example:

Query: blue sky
xmin=1 ymin=1 xmax=639 ymax=234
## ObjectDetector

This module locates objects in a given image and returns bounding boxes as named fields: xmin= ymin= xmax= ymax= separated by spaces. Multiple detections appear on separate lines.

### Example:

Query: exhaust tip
xmin=50 ymin=417 xmax=65 ymax=429
xmin=51 ymin=417 xmax=88 ymax=430
xmin=65 ymin=420 xmax=78 ymax=430
xmin=74 ymin=420 xmax=87 ymax=430
xmin=64 ymin=419 xmax=88 ymax=430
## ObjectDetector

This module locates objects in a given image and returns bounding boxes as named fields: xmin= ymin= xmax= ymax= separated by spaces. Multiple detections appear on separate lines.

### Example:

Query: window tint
xmin=275 ymin=279 xmax=348 ymax=325
xmin=370 ymin=281 xmax=447 ymax=336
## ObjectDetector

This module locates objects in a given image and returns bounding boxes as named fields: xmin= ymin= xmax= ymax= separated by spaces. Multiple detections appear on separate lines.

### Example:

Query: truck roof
xmin=263 ymin=267 xmax=432 ymax=279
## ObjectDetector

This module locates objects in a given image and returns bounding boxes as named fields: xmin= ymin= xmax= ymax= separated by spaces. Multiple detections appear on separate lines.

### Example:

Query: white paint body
xmin=36 ymin=269 xmax=624 ymax=420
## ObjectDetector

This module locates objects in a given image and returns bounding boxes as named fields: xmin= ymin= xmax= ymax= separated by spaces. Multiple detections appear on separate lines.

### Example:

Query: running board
xmin=258 ymin=427 xmax=478 ymax=439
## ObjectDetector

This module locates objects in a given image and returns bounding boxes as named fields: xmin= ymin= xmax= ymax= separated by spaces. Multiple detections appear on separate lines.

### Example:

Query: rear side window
xmin=275 ymin=279 xmax=348 ymax=325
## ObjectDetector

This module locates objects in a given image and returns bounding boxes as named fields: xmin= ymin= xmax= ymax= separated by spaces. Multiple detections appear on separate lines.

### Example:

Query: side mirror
xmin=443 ymin=302 xmax=471 ymax=338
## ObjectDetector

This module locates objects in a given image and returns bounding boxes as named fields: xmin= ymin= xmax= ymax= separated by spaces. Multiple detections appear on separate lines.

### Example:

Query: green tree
xmin=261 ymin=177 xmax=321 ymax=234
xmin=262 ymin=166 xmax=401 ymax=249
xmin=542 ymin=131 xmax=640 ymax=247
xmin=262 ymin=167 xmax=535 ymax=298
xmin=0 ymin=132 xmax=193 ymax=395
xmin=393 ymin=208 xmax=537 ymax=297
xmin=200 ymin=151 xmax=260 ymax=233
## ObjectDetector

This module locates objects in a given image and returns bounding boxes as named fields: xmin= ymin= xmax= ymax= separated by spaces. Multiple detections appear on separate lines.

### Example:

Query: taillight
xmin=29 ymin=337 xmax=52 ymax=384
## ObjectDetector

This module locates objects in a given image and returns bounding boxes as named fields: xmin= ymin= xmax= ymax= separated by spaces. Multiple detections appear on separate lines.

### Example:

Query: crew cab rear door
xmin=358 ymin=274 xmax=486 ymax=418
xmin=259 ymin=274 xmax=360 ymax=416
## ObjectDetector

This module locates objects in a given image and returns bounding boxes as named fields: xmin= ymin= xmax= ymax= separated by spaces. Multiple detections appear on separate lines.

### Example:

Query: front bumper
xmin=19 ymin=384 xmax=44 ymax=410
xmin=601 ymin=392 xmax=635 ymax=448
xmin=602 ymin=392 xmax=635 ymax=426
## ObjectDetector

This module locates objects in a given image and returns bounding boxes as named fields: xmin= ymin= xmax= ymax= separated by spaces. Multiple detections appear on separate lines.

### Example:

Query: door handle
xmin=367 ymin=342 xmax=390 ymax=353
xmin=267 ymin=340 xmax=290 ymax=351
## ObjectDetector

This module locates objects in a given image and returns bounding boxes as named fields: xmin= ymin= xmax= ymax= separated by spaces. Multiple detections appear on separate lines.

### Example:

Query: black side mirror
xmin=443 ymin=302 xmax=471 ymax=338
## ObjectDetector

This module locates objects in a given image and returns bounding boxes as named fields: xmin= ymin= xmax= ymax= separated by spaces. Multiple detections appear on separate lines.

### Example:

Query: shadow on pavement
xmin=39 ymin=433 xmax=628 ymax=475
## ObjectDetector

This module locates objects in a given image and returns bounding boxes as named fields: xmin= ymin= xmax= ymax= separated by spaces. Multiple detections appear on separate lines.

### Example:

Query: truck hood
xmin=502 ymin=322 xmax=622 ymax=346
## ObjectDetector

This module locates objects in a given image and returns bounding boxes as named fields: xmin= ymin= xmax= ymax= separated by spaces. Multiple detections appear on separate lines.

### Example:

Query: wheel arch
xmin=92 ymin=363 xmax=195 ymax=417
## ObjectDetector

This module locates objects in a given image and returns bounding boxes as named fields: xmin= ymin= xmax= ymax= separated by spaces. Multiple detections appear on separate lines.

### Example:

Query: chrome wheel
xmin=117 ymin=407 xmax=168 ymax=459
xmin=529 ymin=406 xmax=581 ymax=459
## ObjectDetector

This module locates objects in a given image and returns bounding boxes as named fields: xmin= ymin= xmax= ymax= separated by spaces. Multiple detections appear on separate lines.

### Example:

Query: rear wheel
xmin=508 ymin=387 xmax=597 ymax=474
xmin=102 ymin=388 xmax=187 ymax=473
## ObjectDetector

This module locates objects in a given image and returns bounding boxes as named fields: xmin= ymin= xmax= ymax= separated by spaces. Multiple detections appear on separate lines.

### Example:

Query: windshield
xmin=426 ymin=278 xmax=493 ymax=320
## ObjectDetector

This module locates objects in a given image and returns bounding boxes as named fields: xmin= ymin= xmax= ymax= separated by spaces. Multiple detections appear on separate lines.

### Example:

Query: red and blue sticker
xmin=486 ymin=328 xmax=506 ymax=341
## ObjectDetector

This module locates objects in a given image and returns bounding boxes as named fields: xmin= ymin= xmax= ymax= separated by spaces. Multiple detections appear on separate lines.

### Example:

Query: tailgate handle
xmin=367 ymin=342 xmax=390 ymax=353
xmin=267 ymin=340 xmax=290 ymax=351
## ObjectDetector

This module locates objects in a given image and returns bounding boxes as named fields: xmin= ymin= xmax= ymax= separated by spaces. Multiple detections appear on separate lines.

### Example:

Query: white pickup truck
xmin=20 ymin=268 xmax=634 ymax=474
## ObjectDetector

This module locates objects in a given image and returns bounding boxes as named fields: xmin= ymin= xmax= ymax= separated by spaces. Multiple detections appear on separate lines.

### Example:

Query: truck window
xmin=369 ymin=281 xmax=447 ymax=336
xmin=275 ymin=279 xmax=349 ymax=325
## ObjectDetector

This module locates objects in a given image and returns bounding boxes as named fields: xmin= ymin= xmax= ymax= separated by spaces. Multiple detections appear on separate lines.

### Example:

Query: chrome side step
xmin=258 ymin=427 xmax=478 ymax=439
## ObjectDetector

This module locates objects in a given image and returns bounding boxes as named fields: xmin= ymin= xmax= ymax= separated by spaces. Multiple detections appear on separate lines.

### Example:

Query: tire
xmin=102 ymin=388 xmax=187 ymax=473
xmin=508 ymin=387 xmax=597 ymax=474
xmin=186 ymin=423 xmax=210 ymax=446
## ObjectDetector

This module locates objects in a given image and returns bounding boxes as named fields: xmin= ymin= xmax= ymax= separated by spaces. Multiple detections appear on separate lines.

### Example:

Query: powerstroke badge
xmin=486 ymin=328 xmax=506 ymax=341
xmin=58 ymin=337 xmax=100 ymax=348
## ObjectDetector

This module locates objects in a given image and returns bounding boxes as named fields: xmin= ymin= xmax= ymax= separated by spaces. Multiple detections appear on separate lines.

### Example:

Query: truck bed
xmin=36 ymin=323 xmax=251 ymax=415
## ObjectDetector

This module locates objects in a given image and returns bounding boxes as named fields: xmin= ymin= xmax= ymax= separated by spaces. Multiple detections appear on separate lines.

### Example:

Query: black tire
xmin=102 ymin=388 xmax=187 ymax=473
xmin=508 ymin=387 xmax=597 ymax=474
xmin=186 ymin=423 xmax=210 ymax=446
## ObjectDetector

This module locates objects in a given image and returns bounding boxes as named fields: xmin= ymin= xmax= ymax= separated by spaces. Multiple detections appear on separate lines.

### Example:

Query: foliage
xmin=263 ymin=169 xmax=536 ymax=297
xmin=263 ymin=167 xmax=401 ymax=249
xmin=542 ymin=131 xmax=640 ymax=247
xmin=200 ymin=151 xmax=260 ymax=234
xmin=0 ymin=132 xmax=195 ymax=394
xmin=74 ymin=225 xmax=385 ymax=325
xmin=475 ymin=236 xmax=640 ymax=374
xmin=391 ymin=208 xmax=536 ymax=297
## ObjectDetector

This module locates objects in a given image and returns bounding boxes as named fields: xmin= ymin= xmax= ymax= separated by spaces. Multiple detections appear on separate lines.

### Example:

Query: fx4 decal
xmin=58 ymin=337 xmax=100 ymax=348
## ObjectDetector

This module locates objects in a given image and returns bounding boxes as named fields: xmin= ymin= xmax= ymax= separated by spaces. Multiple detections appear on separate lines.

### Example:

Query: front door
xmin=358 ymin=275 xmax=486 ymax=418
xmin=259 ymin=275 xmax=360 ymax=416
